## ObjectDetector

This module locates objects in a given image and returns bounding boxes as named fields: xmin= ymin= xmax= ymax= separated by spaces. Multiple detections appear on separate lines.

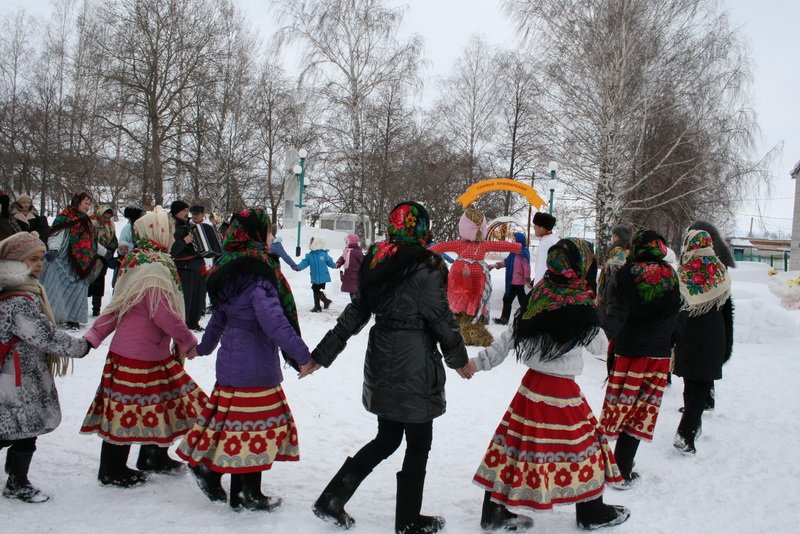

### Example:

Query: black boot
xmin=673 ymin=429 xmax=697 ymax=455
xmin=395 ymin=471 xmax=445 ymax=534
xmin=229 ymin=472 xmax=281 ymax=512
xmin=480 ymin=491 xmax=533 ymax=531
xmin=3 ymin=450 xmax=49 ymax=503
xmin=311 ymin=293 xmax=322 ymax=312
xmin=190 ymin=464 xmax=227 ymax=503
xmin=313 ymin=456 xmax=373 ymax=529
xmin=320 ymin=292 xmax=332 ymax=309
xmin=493 ymin=317 xmax=509 ymax=325
xmin=611 ymin=432 xmax=640 ymax=490
xmin=92 ymin=294 xmax=102 ymax=317
xmin=575 ymin=497 xmax=630 ymax=530
xmin=98 ymin=441 xmax=148 ymax=488
xmin=136 ymin=444 xmax=184 ymax=474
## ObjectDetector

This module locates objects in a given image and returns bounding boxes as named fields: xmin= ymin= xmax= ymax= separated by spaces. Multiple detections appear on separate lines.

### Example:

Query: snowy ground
xmin=4 ymin=227 xmax=800 ymax=533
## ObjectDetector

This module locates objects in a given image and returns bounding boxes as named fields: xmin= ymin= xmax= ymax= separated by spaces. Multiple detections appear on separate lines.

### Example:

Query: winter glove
xmin=81 ymin=338 xmax=92 ymax=357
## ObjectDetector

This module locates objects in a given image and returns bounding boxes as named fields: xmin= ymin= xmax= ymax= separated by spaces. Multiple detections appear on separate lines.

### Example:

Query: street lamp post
xmin=294 ymin=148 xmax=308 ymax=257
xmin=548 ymin=161 xmax=558 ymax=215
xmin=526 ymin=172 xmax=535 ymax=245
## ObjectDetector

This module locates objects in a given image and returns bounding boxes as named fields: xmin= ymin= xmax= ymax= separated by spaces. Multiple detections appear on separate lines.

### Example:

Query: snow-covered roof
xmin=791 ymin=159 xmax=800 ymax=179
xmin=730 ymin=238 xmax=754 ymax=247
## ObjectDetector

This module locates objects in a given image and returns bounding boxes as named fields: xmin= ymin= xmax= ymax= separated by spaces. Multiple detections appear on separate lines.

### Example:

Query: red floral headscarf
xmin=369 ymin=201 xmax=431 ymax=269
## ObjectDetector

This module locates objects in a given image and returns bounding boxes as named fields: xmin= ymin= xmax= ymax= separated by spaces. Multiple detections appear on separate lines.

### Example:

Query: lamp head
xmin=298 ymin=148 xmax=308 ymax=159
xmin=293 ymin=164 xmax=302 ymax=175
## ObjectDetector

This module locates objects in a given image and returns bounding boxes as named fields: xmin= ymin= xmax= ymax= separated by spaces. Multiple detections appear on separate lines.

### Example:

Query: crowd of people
xmin=0 ymin=188 xmax=736 ymax=533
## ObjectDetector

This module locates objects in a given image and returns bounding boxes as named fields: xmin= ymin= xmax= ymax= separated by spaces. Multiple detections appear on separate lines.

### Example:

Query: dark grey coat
xmin=312 ymin=255 xmax=467 ymax=424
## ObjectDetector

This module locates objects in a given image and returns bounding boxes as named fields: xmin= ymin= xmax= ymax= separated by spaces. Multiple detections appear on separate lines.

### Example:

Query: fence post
xmin=770 ymin=255 xmax=774 ymax=267
xmin=786 ymin=251 xmax=790 ymax=272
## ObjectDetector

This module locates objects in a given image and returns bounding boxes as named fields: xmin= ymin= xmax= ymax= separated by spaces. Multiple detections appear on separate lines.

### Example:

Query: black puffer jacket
xmin=673 ymin=298 xmax=734 ymax=381
xmin=312 ymin=254 xmax=467 ymax=424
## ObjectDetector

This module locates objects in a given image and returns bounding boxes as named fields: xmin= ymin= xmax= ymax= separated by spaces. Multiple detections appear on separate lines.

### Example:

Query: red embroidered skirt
xmin=473 ymin=370 xmax=622 ymax=513
xmin=176 ymin=384 xmax=299 ymax=474
xmin=599 ymin=355 xmax=670 ymax=442
xmin=80 ymin=352 xmax=207 ymax=445
xmin=447 ymin=259 xmax=487 ymax=316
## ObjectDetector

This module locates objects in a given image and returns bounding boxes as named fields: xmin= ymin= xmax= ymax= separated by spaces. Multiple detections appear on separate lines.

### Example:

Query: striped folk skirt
xmin=80 ymin=352 xmax=207 ymax=445
xmin=473 ymin=370 xmax=622 ymax=513
xmin=599 ymin=355 xmax=670 ymax=442
xmin=176 ymin=384 xmax=299 ymax=474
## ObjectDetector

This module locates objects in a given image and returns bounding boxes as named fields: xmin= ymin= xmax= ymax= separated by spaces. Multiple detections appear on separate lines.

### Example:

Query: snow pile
xmin=728 ymin=262 xmax=800 ymax=343
xmin=5 ymin=229 xmax=800 ymax=533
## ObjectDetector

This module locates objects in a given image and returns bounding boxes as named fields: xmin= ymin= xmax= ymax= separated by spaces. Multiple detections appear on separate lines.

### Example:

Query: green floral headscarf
xmin=514 ymin=238 xmax=599 ymax=363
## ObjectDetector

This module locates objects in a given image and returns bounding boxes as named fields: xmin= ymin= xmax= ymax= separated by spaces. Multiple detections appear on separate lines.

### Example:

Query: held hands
xmin=298 ymin=359 xmax=322 ymax=379
xmin=457 ymin=360 xmax=477 ymax=380
xmin=183 ymin=346 xmax=199 ymax=360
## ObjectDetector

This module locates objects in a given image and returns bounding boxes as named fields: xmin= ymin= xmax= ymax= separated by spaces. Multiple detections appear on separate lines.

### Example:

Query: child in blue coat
xmin=296 ymin=236 xmax=336 ymax=312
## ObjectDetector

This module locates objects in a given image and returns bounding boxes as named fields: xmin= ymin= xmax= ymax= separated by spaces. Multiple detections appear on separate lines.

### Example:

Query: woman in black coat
xmin=598 ymin=230 xmax=681 ymax=488
xmin=304 ymin=201 xmax=469 ymax=534
xmin=672 ymin=227 xmax=734 ymax=454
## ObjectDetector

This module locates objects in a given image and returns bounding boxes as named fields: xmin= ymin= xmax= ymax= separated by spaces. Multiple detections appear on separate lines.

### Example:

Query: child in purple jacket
xmin=335 ymin=233 xmax=364 ymax=301
xmin=177 ymin=208 xmax=314 ymax=512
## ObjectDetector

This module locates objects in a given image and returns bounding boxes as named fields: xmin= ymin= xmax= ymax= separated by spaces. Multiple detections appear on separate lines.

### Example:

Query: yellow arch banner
xmin=455 ymin=178 xmax=547 ymax=209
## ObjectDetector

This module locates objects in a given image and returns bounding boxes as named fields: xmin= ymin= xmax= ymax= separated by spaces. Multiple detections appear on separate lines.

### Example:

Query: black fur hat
xmin=533 ymin=212 xmax=556 ymax=231
xmin=612 ymin=224 xmax=633 ymax=248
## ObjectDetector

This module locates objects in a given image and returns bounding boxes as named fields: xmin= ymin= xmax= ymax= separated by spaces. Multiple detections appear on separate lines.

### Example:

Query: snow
xmin=5 ymin=228 xmax=800 ymax=533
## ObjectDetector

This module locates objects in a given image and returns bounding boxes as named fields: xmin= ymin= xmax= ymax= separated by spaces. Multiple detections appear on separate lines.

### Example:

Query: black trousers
xmin=500 ymin=285 xmax=528 ymax=320
xmin=0 ymin=437 xmax=37 ymax=453
xmin=679 ymin=378 xmax=713 ymax=437
xmin=178 ymin=268 xmax=203 ymax=328
xmin=351 ymin=417 xmax=433 ymax=478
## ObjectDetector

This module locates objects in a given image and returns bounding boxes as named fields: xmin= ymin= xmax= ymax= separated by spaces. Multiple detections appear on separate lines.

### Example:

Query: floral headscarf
xmin=209 ymin=207 xmax=272 ymax=272
xmin=514 ymin=238 xmax=599 ymax=362
xmin=628 ymin=230 xmax=678 ymax=304
xmin=104 ymin=206 xmax=184 ymax=322
xmin=206 ymin=208 xmax=302 ymax=367
xmin=678 ymin=229 xmax=731 ymax=316
xmin=368 ymin=201 xmax=431 ymax=269
xmin=49 ymin=202 xmax=97 ymax=279
xmin=91 ymin=205 xmax=116 ymax=248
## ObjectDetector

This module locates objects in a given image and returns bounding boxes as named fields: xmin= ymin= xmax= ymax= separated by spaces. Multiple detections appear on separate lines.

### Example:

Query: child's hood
xmin=0 ymin=259 xmax=31 ymax=291
xmin=309 ymin=236 xmax=328 ymax=251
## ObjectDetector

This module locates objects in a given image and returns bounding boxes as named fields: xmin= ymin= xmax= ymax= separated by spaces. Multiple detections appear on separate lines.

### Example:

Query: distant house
xmin=729 ymin=235 xmax=791 ymax=269
xmin=792 ymin=160 xmax=800 ymax=270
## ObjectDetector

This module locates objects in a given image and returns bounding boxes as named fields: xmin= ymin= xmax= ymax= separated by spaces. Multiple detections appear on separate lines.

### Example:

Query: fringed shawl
xmin=102 ymin=207 xmax=184 ymax=322
xmin=679 ymin=229 xmax=731 ymax=317
xmin=514 ymin=238 xmax=599 ymax=363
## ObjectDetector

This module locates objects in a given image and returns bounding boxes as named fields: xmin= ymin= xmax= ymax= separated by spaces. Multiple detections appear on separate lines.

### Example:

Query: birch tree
xmin=505 ymin=0 xmax=761 ymax=256
xmin=273 ymin=0 xmax=422 ymax=215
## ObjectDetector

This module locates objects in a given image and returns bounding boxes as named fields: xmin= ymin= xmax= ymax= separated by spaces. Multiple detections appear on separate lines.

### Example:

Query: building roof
xmin=730 ymin=238 xmax=754 ymax=247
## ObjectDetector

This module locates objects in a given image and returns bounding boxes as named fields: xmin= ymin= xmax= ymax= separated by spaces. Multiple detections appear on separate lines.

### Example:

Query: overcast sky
xmin=3 ymin=0 xmax=798 ymax=235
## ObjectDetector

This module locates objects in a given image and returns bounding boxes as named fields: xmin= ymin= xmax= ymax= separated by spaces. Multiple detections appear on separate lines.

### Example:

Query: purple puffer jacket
xmin=336 ymin=245 xmax=364 ymax=294
xmin=197 ymin=277 xmax=311 ymax=387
